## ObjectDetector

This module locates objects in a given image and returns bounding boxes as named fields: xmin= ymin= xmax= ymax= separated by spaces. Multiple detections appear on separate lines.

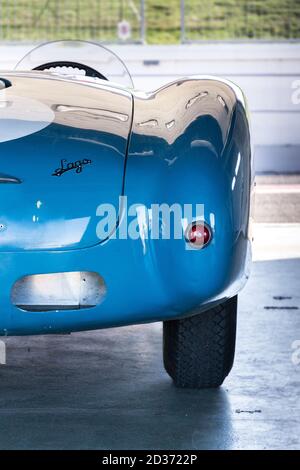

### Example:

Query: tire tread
xmin=163 ymin=296 xmax=237 ymax=389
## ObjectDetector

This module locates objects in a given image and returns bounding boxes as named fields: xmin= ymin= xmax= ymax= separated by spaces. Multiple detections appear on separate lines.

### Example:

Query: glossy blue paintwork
xmin=0 ymin=124 xmax=128 ymax=250
xmin=0 ymin=72 xmax=251 ymax=335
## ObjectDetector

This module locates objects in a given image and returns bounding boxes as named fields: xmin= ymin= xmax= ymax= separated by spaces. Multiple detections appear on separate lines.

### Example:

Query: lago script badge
xmin=52 ymin=158 xmax=92 ymax=177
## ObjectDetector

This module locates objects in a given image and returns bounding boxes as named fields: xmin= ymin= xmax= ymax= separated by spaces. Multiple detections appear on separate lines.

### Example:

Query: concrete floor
xmin=0 ymin=258 xmax=299 ymax=450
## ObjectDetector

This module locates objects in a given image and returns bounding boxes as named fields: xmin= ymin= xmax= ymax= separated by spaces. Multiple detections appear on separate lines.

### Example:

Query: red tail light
xmin=185 ymin=221 xmax=212 ymax=249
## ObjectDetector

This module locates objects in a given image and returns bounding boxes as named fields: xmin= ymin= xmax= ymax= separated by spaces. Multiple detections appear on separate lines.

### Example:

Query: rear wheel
xmin=163 ymin=296 xmax=237 ymax=389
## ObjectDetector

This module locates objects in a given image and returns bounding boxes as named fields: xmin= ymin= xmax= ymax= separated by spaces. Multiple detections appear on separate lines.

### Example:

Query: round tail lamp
xmin=185 ymin=221 xmax=212 ymax=249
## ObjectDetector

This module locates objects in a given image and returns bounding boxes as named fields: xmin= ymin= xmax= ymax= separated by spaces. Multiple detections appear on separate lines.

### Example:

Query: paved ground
xmin=255 ymin=175 xmax=300 ymax=224
xmin=0 ymin=257 xmax=299 ymax=450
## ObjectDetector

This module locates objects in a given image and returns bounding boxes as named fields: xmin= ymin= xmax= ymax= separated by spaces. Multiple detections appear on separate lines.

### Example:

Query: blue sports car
xmin=0 ymin=41 xmax=252 ymax=388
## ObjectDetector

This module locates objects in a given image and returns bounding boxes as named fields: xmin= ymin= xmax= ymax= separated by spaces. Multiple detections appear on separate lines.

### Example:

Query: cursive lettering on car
xmin=52 ymin=158 xmax=92 ymax=177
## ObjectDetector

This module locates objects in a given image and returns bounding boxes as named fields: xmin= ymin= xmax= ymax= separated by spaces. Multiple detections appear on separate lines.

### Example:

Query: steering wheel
xmin=33 ymin=61 xmax=108 ymax=80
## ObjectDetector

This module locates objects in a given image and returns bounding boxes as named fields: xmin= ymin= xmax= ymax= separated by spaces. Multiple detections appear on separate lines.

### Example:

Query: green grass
xmin=0 ymin=0 xmax=299 ymax=43
xmin=147 ymin=0 xmax=300 ymax=43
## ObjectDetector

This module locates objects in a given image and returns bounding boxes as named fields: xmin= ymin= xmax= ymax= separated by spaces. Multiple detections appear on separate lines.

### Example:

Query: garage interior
xmin=0 ymin=4 xmax=300 ymax=450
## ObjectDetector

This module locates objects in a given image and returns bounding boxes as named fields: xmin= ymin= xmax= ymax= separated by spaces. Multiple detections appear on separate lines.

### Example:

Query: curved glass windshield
xmin=14 ymin=40 xmax=133 ymax=88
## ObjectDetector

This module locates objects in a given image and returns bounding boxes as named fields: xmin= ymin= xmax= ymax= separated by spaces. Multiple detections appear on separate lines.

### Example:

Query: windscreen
xmin=14 ymin=40 xmax=133 ymax=88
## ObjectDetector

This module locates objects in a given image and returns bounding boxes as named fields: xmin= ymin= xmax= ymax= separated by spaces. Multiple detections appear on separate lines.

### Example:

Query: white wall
xmin=1 ymin=42 xmax=299 ymax=172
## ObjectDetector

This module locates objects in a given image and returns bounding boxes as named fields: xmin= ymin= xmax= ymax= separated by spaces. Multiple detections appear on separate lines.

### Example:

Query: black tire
xmin=163 ymin=296 xmax=237 ymax=389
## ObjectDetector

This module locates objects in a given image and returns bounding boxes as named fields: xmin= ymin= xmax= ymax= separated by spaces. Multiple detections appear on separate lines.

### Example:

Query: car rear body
xmin=0 ymin=71 xmax=252 ymax=335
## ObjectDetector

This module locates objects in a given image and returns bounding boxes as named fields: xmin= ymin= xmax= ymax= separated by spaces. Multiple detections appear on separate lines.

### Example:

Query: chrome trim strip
xmin=0 ymin=175 xmax=22 ymax=184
